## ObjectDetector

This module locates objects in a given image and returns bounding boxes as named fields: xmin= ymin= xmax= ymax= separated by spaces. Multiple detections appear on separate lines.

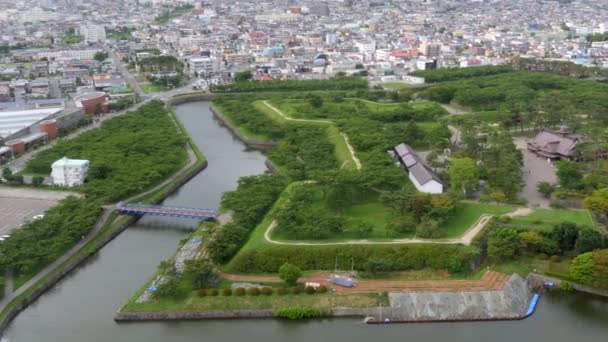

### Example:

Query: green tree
xmin=571 ymin=252 xmax=594 ymax=285
xmin=94 ymin=51 xmax=109 ymax=62
xmin=404 ymin=120 xmax=423 ymax=145
xmin=447 ymin=157 xmax=478 ymax=195
xmin=279 ymin=263 xmax=302 ymax=285
xmin=308 ymin=95 xmax=324 ymax=108
xmin=185 ymin=260 xmax=219 ymax=289
xmin=2 ymin=167 xmax=12 ymax=181
xmin=364 ymin=257 xmax=393 ymax=275
xmin=488 ymin=228 xmax=520 ymax=262
xmin=536 ymin=181 xmax=556 ymax=198
xmin=556 ymin=160 xmax=583 ymax=189
xmin=234 ymin=71 xmax=252 ymax=82
xmin=354 ymin=221 xmax=374 ymax=238
xmin=575 ymin=228 xmax=606 ymax=253
xmin=551 ymin=222 xmax=579 ymax=251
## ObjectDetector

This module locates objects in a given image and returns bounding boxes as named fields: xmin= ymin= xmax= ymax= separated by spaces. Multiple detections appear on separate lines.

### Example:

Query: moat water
xmin=4 ymin=101 xmax=608 ymax=342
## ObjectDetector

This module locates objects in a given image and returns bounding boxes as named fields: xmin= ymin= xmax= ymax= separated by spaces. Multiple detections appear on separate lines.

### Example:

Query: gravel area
xmin=514 ymin=137 xmax=557 ymax=208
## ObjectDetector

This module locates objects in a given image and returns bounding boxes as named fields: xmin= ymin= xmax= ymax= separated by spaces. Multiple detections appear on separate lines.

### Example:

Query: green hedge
xmin=230 ymin=244 xmax=477 ymax=274
xmin=213 ymin=77 xmax=368 ymax=93
xmin=275 ymin=306 xmax=330 ymax=320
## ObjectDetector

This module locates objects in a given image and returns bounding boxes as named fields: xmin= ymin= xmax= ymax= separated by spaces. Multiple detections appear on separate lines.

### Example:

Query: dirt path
xmin=219 ymin=271 xmax=510 ymax=294
xmin=261 ymin=101 xmax=362 ymax=170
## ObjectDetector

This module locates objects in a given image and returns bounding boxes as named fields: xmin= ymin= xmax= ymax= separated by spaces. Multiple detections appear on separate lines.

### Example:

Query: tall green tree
xmin=447 ymin=157 xmax=478 ymax=195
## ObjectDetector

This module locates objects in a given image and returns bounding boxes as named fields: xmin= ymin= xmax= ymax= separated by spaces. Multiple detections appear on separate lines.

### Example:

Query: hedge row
xmin=230 ymin=244 xmax=477 ymax=273
xmin=275 ymin=306 xmax=330 ymax=320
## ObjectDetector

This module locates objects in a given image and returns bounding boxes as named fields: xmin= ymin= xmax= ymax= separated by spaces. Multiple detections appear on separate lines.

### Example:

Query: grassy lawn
xmin=509 ymin=208 xmax=596 ymax=230
xmin=380 ymin=82 xmax=411 ymax=90
xmin=341 ymin=201 xmax=408 ymax=239
xmin=140 ymin=83 xmax=167 ymax=93
xmin=442 ymin=202 xmax=516 ymax=238
xmin=122 ymin=292 xmax=388 ymax=313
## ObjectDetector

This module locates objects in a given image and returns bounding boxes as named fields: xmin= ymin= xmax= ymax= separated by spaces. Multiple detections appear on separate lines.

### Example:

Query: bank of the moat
xmin=3 ymin=101 xmax=608 ymax=342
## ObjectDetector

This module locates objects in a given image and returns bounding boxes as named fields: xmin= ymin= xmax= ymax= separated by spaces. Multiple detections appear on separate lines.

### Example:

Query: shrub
xmin=222 ymin=288 xmax=232 ymax=296
xmin=234 ymin=288 xmax=246 ymax=296
xmin=537 ymin=253 xmax=548 ymax=260
xmin=549 ymin=255 xmax=561 ymax=262
xmin=279 ymin=263 xmax=302 ymax=285
xmin=304 ymin=286 xmax=316 ymax=295
xmin=276 ymin=287 xmax=287 ymax=295
xmin=317 ymin=285 xmax=328 ymax=294
xmin=571 ymin=252 xmax=594 ymax=285
xmin=209 ymin=289 xmax=219 ymax=296
xmin=560 ymin=281 xmax=574 ymax=292
xmin=32 ymin=176 xmax=45 ymax=186
xmin=248 ymin=287 xmax=260 ymax=296
xmin=197 ymin=288 xmax=207 ymax=297
xmin=291 ymin=287 xmax=301 ymax=295
xmin=274 ymin=306 xmax=330 ymax=320
xmin=261 ymin=287 xmax=273 ymax=296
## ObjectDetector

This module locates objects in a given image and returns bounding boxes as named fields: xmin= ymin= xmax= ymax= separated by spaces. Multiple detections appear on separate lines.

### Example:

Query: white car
xmin=33 ymin=214 xmax=45 ymax=220
xmin=1 ymin=235 xmax=9 ymax=238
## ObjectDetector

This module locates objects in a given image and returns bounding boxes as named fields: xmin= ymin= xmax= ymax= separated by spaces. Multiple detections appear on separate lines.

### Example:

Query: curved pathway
xmin=261 ymin=101 xmax=362 ymax=170
xmin=263 ymin=206 xmax=533 ymax=247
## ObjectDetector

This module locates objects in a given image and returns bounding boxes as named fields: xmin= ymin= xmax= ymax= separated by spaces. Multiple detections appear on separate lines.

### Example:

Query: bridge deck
xmin=117 ymin=203 xmax=219 ymax=220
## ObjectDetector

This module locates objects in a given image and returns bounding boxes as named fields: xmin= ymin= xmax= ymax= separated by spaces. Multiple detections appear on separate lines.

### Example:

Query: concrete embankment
xmin=373 ymin=274 xmax=533 ymax=323
xmin=115 ymin=310 xmax=274 ymax=321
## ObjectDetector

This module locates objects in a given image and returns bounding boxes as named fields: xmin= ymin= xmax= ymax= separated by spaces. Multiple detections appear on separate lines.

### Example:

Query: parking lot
xmin=0 ymin=186 xmax=77 ymax=236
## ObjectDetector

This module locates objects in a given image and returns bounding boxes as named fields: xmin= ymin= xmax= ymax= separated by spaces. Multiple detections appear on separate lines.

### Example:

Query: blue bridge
xmin=116 ymin=202 xmax=220 ymax=221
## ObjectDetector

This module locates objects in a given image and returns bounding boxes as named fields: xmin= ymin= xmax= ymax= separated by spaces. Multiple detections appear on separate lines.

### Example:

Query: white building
xmin=51 ymin=157 xmax=90 ymax=187
xmin=78 ymin=25 xmax=107 ymax=44
xmin=37 ymin=49 xmax=100 ymax=61
xmin=393 ymin=143 xmax=443 ymax=194
xmin=189 ymin=57 xmax=221 ymax=76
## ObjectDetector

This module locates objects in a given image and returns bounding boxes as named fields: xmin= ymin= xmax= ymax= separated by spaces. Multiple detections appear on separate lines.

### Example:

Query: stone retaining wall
xmin=115 ymin=310 xmax=274 ymax=321
xmin=209 ymin=104 xmax=279 ymax=150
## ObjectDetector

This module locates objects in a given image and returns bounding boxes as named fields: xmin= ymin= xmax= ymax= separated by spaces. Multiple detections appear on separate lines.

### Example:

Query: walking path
xmin=261 ymin=100 xmax=362 ymax=170
xmin=263 ymin=206 xmax=533 ymax=247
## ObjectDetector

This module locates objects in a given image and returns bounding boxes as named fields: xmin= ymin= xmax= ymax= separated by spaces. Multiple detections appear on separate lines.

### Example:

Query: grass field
xmin=443 ymin=202 xmax=516 ymax=238
xmin=509 ymin=208 xmax=596 ymax=229
xmin=140 ymin=83 xmax=167 ymax=93
xmin=122 ymin=291 xmax=388 ymax=313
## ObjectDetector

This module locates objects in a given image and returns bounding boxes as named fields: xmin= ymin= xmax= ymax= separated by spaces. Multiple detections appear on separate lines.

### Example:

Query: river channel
xmin=4 ymin=101 xmax=608 ymax=342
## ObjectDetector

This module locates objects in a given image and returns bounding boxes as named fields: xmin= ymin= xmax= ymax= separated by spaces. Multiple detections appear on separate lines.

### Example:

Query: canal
xmin=4 ymin=101 xmax=608 ymax=342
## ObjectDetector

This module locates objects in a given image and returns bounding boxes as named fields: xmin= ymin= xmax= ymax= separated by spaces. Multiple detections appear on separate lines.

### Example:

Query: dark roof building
xmin=527 ymin=130 xmax=581 ymax=160
xmin=393 ymin=143 xmax=444 ymax=194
